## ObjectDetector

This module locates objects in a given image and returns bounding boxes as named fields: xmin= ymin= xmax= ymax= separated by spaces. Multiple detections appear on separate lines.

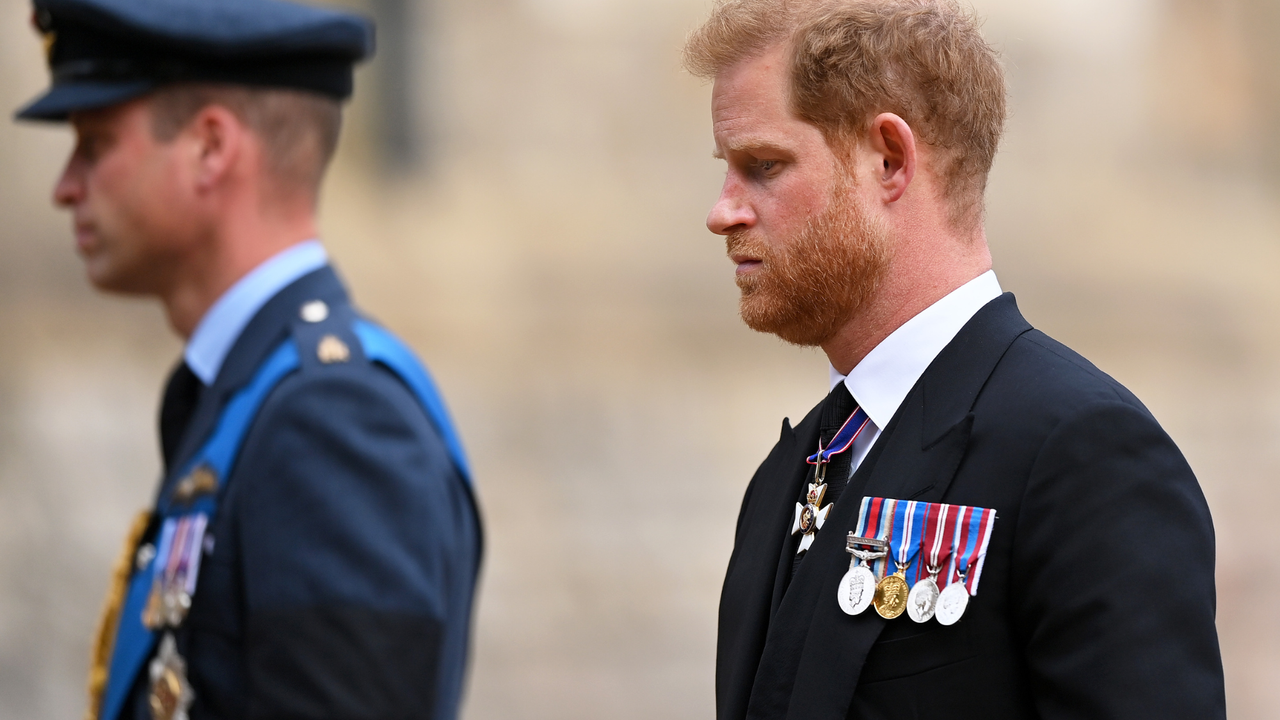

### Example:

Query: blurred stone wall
xmin=0 ymin=0 xmax=1276 ymax=718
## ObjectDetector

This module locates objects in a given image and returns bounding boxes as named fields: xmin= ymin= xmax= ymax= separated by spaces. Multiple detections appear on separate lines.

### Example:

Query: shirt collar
xmin=185 ymin=240 xmax=329 ymax=385
xmin=829 ymin=270 xmax=1002 ymax=429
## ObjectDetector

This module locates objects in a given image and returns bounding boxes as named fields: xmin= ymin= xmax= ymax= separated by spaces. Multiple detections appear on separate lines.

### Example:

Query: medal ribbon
xmin=852 ymin=496 xmax=897 ymax=578
xmin=945 ymin=505 xmax=997 ymax=596
xmin=889 ymin=500 xmax=928 ymax=576
xmin=963 ymin=507 xmax=997 ymax=595
xmin=805 ymin=406 xmax=871 ymax=467
xmin=909 ymin=502 xmax=954 ymax=584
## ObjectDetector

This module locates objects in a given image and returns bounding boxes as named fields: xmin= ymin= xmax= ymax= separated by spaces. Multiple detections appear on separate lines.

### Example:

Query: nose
xmin=53 ymin=155 xmax=85 ymax=208
xmin=706 ymin=175 xmax=755 ymax=236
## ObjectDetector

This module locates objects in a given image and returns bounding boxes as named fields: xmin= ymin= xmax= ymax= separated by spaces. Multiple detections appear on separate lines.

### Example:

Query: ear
xmin=185 ymin=104 xmax=246 ymax=194
xmin=866 ymin=113 xmax=916 ymax=204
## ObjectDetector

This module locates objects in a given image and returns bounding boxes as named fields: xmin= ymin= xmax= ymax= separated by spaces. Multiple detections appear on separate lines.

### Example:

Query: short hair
xmin=147 ymin=84 xmax=343 ymax=198
xmin=684 ymin=0 xmax=1007 ymax=229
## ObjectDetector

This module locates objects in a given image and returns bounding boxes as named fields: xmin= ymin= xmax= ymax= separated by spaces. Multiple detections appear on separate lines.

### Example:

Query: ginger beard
xmin=727 ymin=177 xmax=891 ymax=347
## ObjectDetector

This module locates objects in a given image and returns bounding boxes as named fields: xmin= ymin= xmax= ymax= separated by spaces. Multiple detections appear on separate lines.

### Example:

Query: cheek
xmin=125 ymin=149 xmax=194 ymax=236
xmin=763 ymin=179 xmax=830 ymax=236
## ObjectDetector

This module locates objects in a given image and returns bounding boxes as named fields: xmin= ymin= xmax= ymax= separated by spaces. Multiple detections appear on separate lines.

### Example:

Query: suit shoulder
xmin=993 ymin=328 xmax=1152 ymax=418
xmin=244 ymin=319 xmax=450 ymax=469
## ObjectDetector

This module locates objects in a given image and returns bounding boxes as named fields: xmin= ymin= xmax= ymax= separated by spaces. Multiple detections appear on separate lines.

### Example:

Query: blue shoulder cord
xmin=100 ymin=321 xmax=470 ymax=720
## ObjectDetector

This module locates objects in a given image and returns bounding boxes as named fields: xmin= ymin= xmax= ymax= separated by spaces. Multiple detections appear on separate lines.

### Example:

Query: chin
xmin=84 ymin=261 xmax=143 ymax=295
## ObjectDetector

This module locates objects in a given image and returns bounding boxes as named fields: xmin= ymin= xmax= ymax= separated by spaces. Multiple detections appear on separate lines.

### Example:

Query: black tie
xmin=789 ymin=381 xmax=858 ymax=582
xmin=159 ymin=361 xmax=203 ymax=472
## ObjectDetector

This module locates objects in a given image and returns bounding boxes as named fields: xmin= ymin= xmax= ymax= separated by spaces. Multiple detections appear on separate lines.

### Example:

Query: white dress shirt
xmin=184 ymin=240 xmax=329 ymax=385
xmin=829 ymin=270 xmax=1003 ymax=475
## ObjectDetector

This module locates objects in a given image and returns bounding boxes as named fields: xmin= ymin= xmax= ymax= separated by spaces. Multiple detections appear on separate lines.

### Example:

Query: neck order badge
xmin=791 ymin=406 xmax=871 ymax=554
xmin=837 ymin=497 xmax=996 ymax=625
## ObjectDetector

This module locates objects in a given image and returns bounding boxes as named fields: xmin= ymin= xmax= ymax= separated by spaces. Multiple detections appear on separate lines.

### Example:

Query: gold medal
xmin=873 ymin=570 xmax=910 ymax=619
xmin=149 ymin=633 xmax=194 ymax=720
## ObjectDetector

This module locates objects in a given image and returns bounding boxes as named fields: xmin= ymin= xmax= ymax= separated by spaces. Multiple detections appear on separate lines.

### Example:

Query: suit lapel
xmin=717 ymin=404 xmax=822 ymax=720
xmin=742 ymin=293 xmax=1032 ymax=720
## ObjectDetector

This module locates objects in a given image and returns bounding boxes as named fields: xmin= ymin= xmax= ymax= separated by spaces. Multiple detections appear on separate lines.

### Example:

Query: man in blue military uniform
xmin=14 ymin=1 xmax=483 ymax=719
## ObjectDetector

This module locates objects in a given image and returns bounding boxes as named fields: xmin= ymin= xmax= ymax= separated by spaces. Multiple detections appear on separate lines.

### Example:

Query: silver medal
xmin=906 ymin=577 xmax=940 ymax=623
xmin=935 ymin=581 xmax=970 ymax=626
xmin=838 ymin=565 xmax=877 ymax=615
xmin=838 ymin=533 xmax=887 ymax=616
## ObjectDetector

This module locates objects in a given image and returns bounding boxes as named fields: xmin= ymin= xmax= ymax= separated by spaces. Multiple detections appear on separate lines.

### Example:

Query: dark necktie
xmin=159 ymin=361 xmax=203 ymax=472
xmin=789 ymin=381 xmax=858 ymax=582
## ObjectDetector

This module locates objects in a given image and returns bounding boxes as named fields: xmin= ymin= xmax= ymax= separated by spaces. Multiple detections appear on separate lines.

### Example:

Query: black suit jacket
xmin=717 ymin=294 xmax=1224 ymax=720
xmin=121 ymin=267 xmax=482 ymax=720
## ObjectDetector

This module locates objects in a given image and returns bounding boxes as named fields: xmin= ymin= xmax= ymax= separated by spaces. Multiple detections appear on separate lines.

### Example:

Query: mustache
xmin=726 ymin=229 xmax=765 ymax=259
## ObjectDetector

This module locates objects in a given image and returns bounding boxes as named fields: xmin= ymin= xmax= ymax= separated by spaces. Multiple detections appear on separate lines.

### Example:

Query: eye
xmin=750 ymin=158 xmax=782 ymax=178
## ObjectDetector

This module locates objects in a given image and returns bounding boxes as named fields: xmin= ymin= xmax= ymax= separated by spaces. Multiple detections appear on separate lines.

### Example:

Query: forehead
xmin=69 ymin=97 xmax=150 ymax=135
xmin=710 ymin=44 xmax=818 ymax=153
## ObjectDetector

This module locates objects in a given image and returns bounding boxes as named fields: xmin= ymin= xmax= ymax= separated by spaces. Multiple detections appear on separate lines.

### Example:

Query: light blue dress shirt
xmin=185 ymin=240 xmax=329 ymax=385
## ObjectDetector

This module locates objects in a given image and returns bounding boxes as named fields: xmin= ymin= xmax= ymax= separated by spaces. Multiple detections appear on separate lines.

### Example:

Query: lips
xmin=72 ymin=220 xmax=97 ymax=254
xmin=732 ymin=255 xmax=762 ymax=275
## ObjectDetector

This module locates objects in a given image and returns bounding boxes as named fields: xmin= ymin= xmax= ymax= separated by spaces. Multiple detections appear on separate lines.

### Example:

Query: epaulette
xmin=288 ymin=298 xmax=367 ymax=373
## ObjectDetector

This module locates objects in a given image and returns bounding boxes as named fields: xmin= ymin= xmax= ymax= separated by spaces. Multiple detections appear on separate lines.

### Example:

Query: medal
xmin=791 ymin=475 xmax=832 ymax=554
xmin=935 ymin=575 xmax=969 ymax=625
xmin=791 ymin=405 xmax=872 ymax=554
xmin=907 ymin=503 xmax=954 ymax=623
xmin=874 ymin=572 xmax=910 ymax=619
xmin=874 ymin=500 xmax=927 ymax=620
xmin=140 ymin=514 xmax=210 ymax=631
xmin=906 ymin=577 xmax=940 ymax=623
xmin=935 ymin=504 xmax=997 ymax=626
xmin=837 ymin=497 xmax=896 ymax=614
xmin=142 ymin=519 xmax=178 ymax=630
xmin=838 ymin=534 xmax=887 ymax=616
xmin=149 ymin=632 xmax=194 ymax=720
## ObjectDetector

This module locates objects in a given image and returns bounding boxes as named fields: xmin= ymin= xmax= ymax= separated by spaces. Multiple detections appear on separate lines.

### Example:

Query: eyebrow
xmin=711 ymin=138 xmax=786 ymax=160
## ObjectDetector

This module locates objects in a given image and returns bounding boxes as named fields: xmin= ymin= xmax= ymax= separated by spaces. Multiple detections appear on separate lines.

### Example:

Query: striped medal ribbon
xmin=906 ymin=503 xmax=954 ymax=623
xmin=873 ymin=500 xmax=928 ymax=619
xmin=790 ymin=405 xmax=872 ymax=554
xmin=936 ymin=504 xmax=998 ymax=626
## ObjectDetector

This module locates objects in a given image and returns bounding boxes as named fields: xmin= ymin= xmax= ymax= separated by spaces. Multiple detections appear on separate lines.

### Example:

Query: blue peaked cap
xmin=15 ymin=0 xmax=374 ymax=121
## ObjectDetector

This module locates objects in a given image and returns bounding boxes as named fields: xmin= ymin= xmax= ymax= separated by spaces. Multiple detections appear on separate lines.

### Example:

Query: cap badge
xmin=30 ymin=10 xmax=55 ymax=62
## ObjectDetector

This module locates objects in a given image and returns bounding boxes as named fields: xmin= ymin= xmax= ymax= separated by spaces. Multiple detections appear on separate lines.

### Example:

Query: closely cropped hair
xmin=148 ymin=84 xmax=343 ymax=197
xmin=685 ymin=0 xmax=1007 ymax=229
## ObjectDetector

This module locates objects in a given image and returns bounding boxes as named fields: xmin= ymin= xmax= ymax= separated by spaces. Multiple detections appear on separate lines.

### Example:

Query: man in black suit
xmin=683 ymin=1 xmax=1225 ymax=718
xmin=15 ymin=1 xmax=481 ymax=719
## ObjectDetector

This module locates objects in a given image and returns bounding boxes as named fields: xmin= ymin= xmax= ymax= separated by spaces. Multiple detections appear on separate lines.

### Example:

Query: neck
xmin=822 ymin=229 xmax=992 ymax=375
xmin=160 ymin=205 xmax=317 ymax=339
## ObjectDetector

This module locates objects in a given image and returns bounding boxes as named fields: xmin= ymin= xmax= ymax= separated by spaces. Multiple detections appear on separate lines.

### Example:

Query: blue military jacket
xmin=118 ymin=267 xmax=482 ymax=720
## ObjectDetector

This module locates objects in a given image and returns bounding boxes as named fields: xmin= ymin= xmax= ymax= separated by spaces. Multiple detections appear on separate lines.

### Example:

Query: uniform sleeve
xmin=1012 ymin=401 xmax=1225 ymax=719
xmin=231 ymin=365 xmax=474 ymax=720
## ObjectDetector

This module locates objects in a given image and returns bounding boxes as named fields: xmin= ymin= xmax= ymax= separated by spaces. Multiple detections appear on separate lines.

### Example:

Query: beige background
xmin=1 ymin=0 xmax=1277 ymax=717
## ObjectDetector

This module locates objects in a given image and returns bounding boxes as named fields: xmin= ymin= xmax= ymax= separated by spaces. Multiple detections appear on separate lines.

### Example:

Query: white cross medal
xmin=791 ymin=406 xmax=871 ymax=554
